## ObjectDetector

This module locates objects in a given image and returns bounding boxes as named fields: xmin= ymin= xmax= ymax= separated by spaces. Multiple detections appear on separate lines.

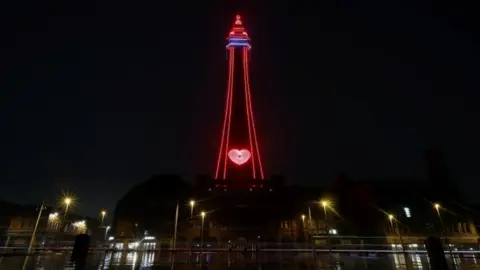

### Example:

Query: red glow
xmin=228 ymin=15 xmax=249 ymax=40
xmin=222 ymin=48 xmax=235 ymax=179
xmin=228 ymin=149 xmax=251 ymax=165
xmin=214 ymin=15 xmax=265 ymax=180
xmin=215 ymin=48 xmax=235 ymax=180
xmin=243 ymin=46 xmax=256 ymax=177
xmin=243 ymin=46 xmax=265 ymax=179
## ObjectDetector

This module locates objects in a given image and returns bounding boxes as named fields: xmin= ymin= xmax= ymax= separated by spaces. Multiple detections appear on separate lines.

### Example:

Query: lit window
xmin=404 ymin=207 xmax=411 ymax=218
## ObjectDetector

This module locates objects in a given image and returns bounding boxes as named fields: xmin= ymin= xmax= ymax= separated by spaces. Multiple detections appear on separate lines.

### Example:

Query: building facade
xmin=3 ymin=210 xmax=101 ymax=250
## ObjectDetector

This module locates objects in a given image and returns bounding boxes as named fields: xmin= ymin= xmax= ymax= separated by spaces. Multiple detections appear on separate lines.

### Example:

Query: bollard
xmin=71 ymin=234 xmax=90 ymax=270
xmin=424 ymin=236 xmax=448 ymax=270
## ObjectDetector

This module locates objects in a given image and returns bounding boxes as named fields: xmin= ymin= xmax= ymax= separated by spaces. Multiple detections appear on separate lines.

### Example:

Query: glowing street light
xmin=48 ymin=212 xmax=59 ymax=221
xmin=320 ymin=200 xmax=331 ymax=218
xmin=320 ymin=200 xmax=332 ymax=256
xmin=62 ymin=197 xmax=73 ymax=221
xmin=388 ymin=214 xmax=395 ymax=229
xmin=190 ymin=200 xmax=195 ymax=218
xmin=433 ymin=203 xmax=446 ymax=234
xmin=321 ymin=200 xmax=330 ymax=208
xmin=320 ymin=200 xmax=331 ymax=220
xmin=73 ymin=220 xmax=87 ymax=233
xmin=101 ymin=210 xmax=106 ymax=225
xmin=387 ymin=213 xmax=409 ymax=265
xmin=434 ymin=203 xmax=444 ymax=227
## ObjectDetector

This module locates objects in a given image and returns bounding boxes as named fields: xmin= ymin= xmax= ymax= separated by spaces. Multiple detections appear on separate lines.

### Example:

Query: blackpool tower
xmin=214 ymin=15 xmax=264 ymax=180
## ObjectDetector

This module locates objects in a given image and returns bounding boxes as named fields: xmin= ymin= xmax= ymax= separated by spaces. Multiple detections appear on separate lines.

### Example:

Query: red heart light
xmin=228 ymin=149 xmax=251 ymax=166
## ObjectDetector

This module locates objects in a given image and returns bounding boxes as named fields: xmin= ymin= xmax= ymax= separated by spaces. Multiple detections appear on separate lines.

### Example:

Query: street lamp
xmin=73 ymin=220 xmax=87 ymax=234
xmin=63 ymin=197 xmax=73 ymax=221
xmin=320 ymin=200 xmax=330 ymax=219
xmin=104 ymin=226 xmax=110 ymax=241
xmin=387 ymin=213 xmax=409 ymax=269
xmin=22 ymin=202 xmax=47 ymax=270
xmin=433 ymin=203 xmax=454 ymax=265
xmin=190 ymin=200 xmax=195 ymax=218
xmin=48 ymin=212 xmax=58 ymax=221
xmin=101 ymin=210 xmax=106 ymax=225
xmin=172 ymin=201 xmax=179 ymax=251
xmin=200 ymin=211 xmax=206 ymax=256
xmin=301 ymin=215 xmax=306 ymax=233
xmin=434 ymin=203 xmax=444 ymax=229
xmin=308 ymin=205 xmax=313 ymax=230
xmin=320 ymin=200 xmax=332 ymax=255
xmin=27 ymin=202 xmax=47 ymax=254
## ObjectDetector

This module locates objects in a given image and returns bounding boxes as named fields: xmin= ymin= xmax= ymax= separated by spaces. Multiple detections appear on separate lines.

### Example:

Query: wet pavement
xmin=0 ymin=251 xmax=478 ymax=269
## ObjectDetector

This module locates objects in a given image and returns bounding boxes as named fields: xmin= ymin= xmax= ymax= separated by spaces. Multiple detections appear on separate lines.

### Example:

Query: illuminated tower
xmin=214 ymin=15 xmax=264 ymax=180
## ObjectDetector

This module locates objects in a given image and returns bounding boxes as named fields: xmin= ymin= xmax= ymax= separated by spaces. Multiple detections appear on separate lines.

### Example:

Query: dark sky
xmin=1 ymin=1 xmax=478 ymax=217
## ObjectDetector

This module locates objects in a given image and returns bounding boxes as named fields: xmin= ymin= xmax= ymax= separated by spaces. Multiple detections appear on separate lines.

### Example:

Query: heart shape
xmin=228 ymin=149 xmax=251 ymax=166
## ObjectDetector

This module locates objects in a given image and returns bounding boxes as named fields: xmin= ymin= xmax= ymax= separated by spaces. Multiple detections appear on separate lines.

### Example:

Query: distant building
xmin=111 ymin=174 xmax=341 ymax=250
xmin=111 ymin=181 xmax=478 ymax=251
xmin=110 ymin=149 xmax=478 ymax=250
xmin=3 ymin=208 xmax=102 ymax=249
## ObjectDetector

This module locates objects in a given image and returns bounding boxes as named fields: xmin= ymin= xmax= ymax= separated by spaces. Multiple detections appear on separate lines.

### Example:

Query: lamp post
xmin=63 ymin=197 xmax=72 ymax=221
xmin=190 ymin=200 xmax=195 ymax=218
xmin=301 ymin=214 xmax=306 ymax=248
xmin=22 ymin=202 xmax=46 ymax=270
xmin=101 ymin=210 xmax=106 ymax=226
xmin=388 ymin=214 xmax=394 ymax=229
xmin=308 ymin=205 xmax=313 ymax=230
xmin=200 ymin=211 xmax=206 ymax=256
xmin=388 ymin=214 xmax=410 ymax=270
xmin=320 ymin=200 xmax=332 ymax=255
xmin=172 ymin=201 xmax=179 ymax=251
xmin=321 ymin=200 xmax=329 ymax=218
xmin=104 ymin=226 xmax=110 ymax=241
xmin=27 ymin=202 xmax=47 ymax=254
xmin=434 ymin=203 xmax=454 ymax=267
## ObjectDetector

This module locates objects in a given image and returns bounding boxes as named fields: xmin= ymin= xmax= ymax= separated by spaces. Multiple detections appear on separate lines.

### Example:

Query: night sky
xmin=1 ymin=1 xmax=478 ymax=217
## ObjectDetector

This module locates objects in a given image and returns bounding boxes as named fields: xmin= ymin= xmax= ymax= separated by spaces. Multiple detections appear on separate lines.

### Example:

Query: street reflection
xmin=0 ymin=251 xmax=479 ymax=269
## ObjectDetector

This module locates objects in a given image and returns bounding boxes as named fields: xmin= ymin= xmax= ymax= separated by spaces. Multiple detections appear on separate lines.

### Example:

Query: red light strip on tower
xmin=215 ymin=48 xmax=235 ymax=179
xmin=242 ymin=47 xmax=256 ymax=178
xmin=222 ymin=48 xmax=235 ymax=179
xmin=244 ymin=47 xmax=265 ymax=179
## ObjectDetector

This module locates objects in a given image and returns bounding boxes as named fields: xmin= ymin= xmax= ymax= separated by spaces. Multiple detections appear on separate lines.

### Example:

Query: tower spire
xmin=235 ymin=15 xmax=242 ymax=25
xmin=227 ymin=15 xmax=250 ymax=49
